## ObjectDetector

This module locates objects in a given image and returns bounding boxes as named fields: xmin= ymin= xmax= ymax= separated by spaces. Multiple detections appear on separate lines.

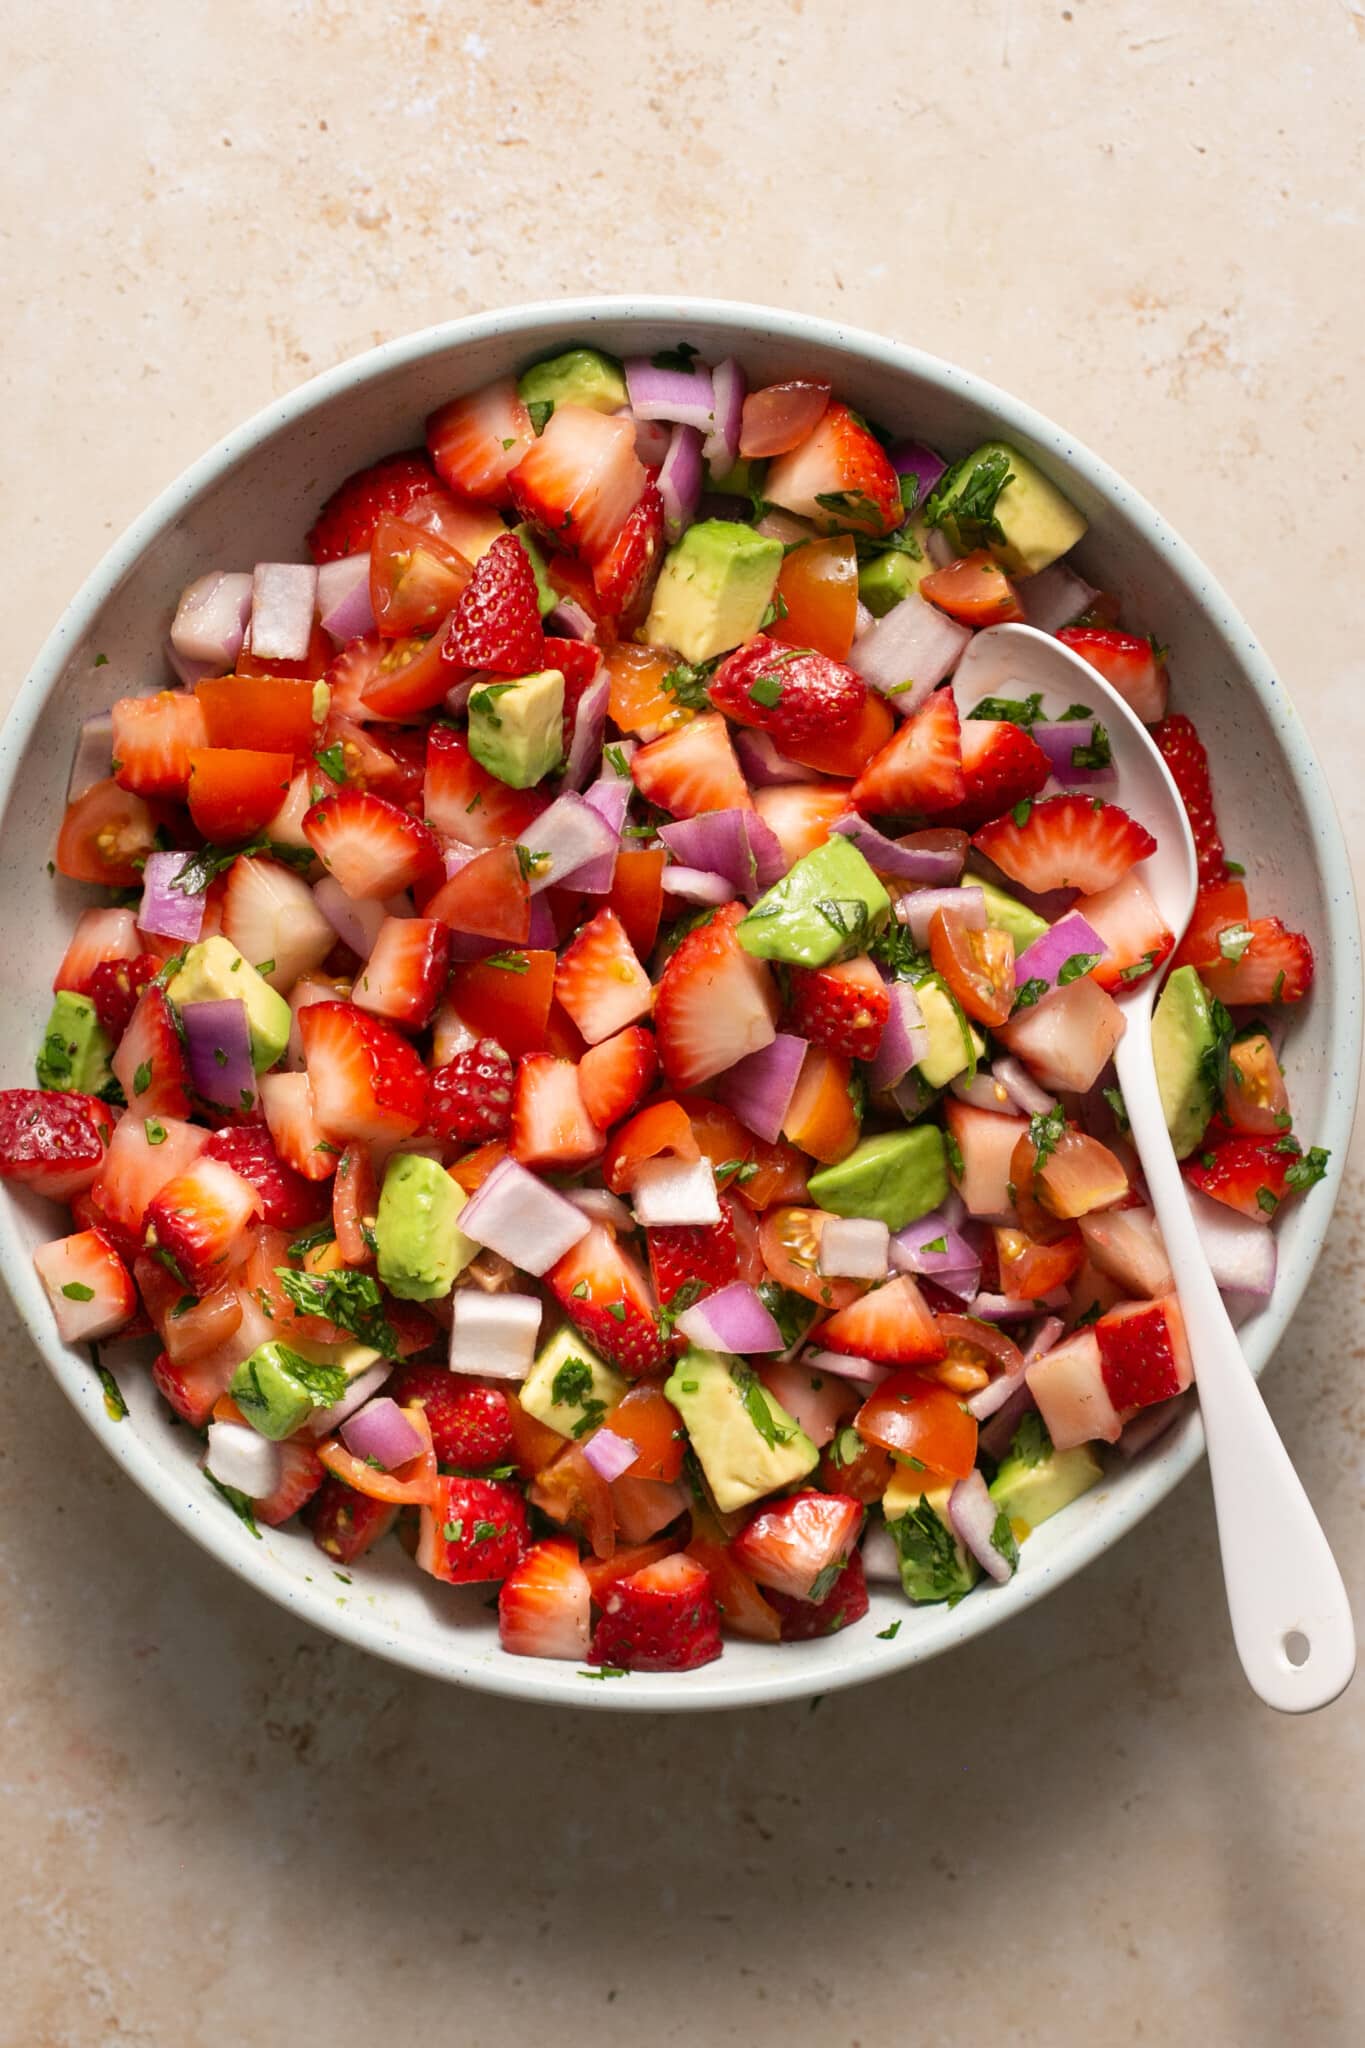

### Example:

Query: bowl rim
xmin=4 ymin=294 xmax=1359 ymax=1713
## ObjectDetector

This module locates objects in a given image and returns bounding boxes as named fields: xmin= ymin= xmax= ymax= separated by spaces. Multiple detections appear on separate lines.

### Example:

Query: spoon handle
xmin=1114 ymin=1028 xmax=1355 ymax=1710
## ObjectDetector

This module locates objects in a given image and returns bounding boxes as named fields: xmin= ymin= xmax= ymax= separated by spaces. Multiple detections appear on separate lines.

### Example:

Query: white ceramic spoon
xmin=952 ymin=623 xmax=1355 ymax=1712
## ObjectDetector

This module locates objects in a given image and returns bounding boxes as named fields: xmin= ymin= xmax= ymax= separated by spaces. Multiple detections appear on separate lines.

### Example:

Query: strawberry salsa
xmin=11 ymin=342 xmax=1330 ymax=1675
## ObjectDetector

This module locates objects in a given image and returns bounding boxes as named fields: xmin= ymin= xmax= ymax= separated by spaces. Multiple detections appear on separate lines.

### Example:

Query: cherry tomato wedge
xmin=317 ymin=1404 xmax=438 ymax=1506
xmin=1223 ymin=1032 xmax=1290 ymax=1135
xmin=932 ymin=1313 xmax=1025 ymax=1395
xmin=529 ymin=1442 xmax=615 ymax=1559
xmin=369 ymin=515 xmax=472 ymax=638
xmin=739 ymin=379 xmax=832 ymax=460
xmin=757 ymin=1206 xmax=862 ymax=1310
xmin=771 ymin=534 xmax=858 ymax=661
xmin=919 ymin=548 xmax=1025 ymax=626
xmin=853 ymin=1370 xmax=978 ymax=1481
xmin=55 ymin=778 xmax=167 ymax=887
xmin=929 ymin=906 xmax=1016 ymax=1029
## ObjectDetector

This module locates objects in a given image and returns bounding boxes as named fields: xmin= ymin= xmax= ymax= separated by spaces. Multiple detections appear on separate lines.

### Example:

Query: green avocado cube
xmin=520 ymin=1325 xmax=628 ymax=1442
xmin=737 ymin=835 xmax=890 ymax=968
xmin=912 ymin=977 xmax=985 ymax=1090
xmin=467 ymin=669 xmax=565 ymax=790
xmin=807 ymin=1126 xmax=948 ymax=1232
xmin=970 ymin=876 xmax=1049 ymax=953
xmin=988 ymin=1413 xmax=1103 ymax=1533
xmin=375 ymin=1153 xmax=477 ymax=1301
xmin=166 ymin=936 xmax=291 ymax=1072
xmin=229 ymin=1339 xmax=359 ymax=1441
xmin=929 ymin=440 xmax=1087 ymax=577
xmin=664 ymin=1348 xmax=818 ymax=1513
xmin=36 ymin=990 xmax=113 ymax=1095
xmin=511 ymin=524 xmax=558 ymax=617
xmin=517 ymin=347 xmax=628 ymax=418
xmin=883 ymin=1486 xmax=981 ymax=1602
xmin=642 ymin=520 xmax=782 ymax=665
xmin=1152 ymin=965 xmax=1227 ymax=1159
xmin=857 ymin=528 xmax=937 ymax=616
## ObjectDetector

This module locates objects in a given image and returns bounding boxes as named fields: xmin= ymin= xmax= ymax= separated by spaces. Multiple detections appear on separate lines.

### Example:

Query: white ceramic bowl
xmin=2 ymin=298 xmax=1358 ymax=1712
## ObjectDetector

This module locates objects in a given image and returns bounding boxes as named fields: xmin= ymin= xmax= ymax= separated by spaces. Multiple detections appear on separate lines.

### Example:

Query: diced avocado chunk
xmin=988 ymin=1412 xmax=1103 ymax=1534
xmin=929 ymin=440 xmax=1087 ymax=577
xmin=971 ymin=876 xmax=1049 ymax=953
xmin=166 ymin=936 xmax=291 ymax=1072
xmin=511 ymin=524 xmax=558 ymax=618
xmin=520 ymin=1325 xmax=628 ymax=1442
xmin=230 ymin=1337 xmax=378 ymax=1441
xmin=467 ymin=669 xmax=565 ymax=790
xmin=857 ymin=528 xmax=937 ymax=615
xmin=517 ymin=347 xmax=628 ymax=418
xmin=375 ymin=1153 xmax=476 ymax=1301
xmin=737 ymin=835 xmax=890 ymax=968
xmin=664 ymin=1347 xmax=818 ymax=1513
xmin=642 ymin=520 xmax=782 ymax=664
xmin=808 ymin=1125 xmax=948 ymax=1232
xmin=36 ymin=990 xmax=113 ymax=1095
xmin=884 ymin=1484 xmax=980 ymax=1603
xmin=911 ymin=977 xmax=985 ymax=1090
xmin=1152 ymin=965 xmax=1227 ymax=1159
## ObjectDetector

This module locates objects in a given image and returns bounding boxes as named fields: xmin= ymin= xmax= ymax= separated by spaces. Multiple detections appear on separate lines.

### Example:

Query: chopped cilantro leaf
xmin=968 ymin=692 xmax=1043 ymax=728
xmin=527 ymin=399 xmax=555 ymax=434
xmin=1057 ymin=951 xmax=1102 ymax=985
xmin=273 ymin=1266 xmax=399 ymax=1355
xmin=1284 ymin=1145 xmax=1330 ymax=1192
xmin=314 ymin=742 xmax=347 ymax=784
xmin=206 ymin=1472 xmax=261 ymax=1537
xmin=484 ymin=952 xmax=530 ymax=973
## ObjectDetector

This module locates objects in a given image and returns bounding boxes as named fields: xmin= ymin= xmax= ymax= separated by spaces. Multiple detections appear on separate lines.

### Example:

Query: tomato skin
xmin=369 ymin=515 xmax=472 ymax=637
xmin=55 ymin=779 xmax=167 ymax=886
xmin=607 ymin=846 xmax=666 ymax=957
xmin=929 ymin=907 xmax=1016 ymax=1029
xmin=600 ymin=1381 xmax=685 ymax=1482
xmin=505 ymin=1388 xmax=564 ymax=1477
xmin=446 ymin=950 xmax=555 ymax=1058
xmin=196 ymin=675 xmax=318 ymax=759
xmin=817 ymin=1435 xmax=893 ymax=1504
xmin=854 ymin=1371 xmax=979 ymax=1480
xmin=992 ymin=1227 xmax=1085 ymax=1299
xmin=675 ymin=1096 xmax=808 ymax=1211
xmin=317 ymin=1404 xmax=439 ymax=1505
xmin=757 ymin=1206 xmax=863 ymax=1310
xmin=426 ymin=844 xmax=531 ymax=943
xmin=1222 ymin=1032 xmax=1290 ymax=1135
xmin=739 ymin=379 xmax=832 ymax=459
xmin=771 ymin=534 xmax=859 ymax=661
xmin=1171 ymin=878 xmax=1248 ymax=971
xmin=186 ymin=748 xmax=294 ymax=841
xmin=359 ymin=628 xmax=462 ymax=720
xmin=530 ymin=1443 xmax=615 ymax=1559
xmin=582 ymin=1537 xmax=683 ymax=1603
xmin=685 ymin=1537 xmax=782 ymax=1641
xmin=782 ymin=1045 xmax=860 ymax=1164
xmin=332 ymin=1143 xmax=379 ymax=1266
xmin=920 ymin=549 xmax=1025 ymax=626
xmin=932 ymin=1312 xmax=1026 ymax=1396
xmin=603 ymin=1100 xmax=701 ymax=1193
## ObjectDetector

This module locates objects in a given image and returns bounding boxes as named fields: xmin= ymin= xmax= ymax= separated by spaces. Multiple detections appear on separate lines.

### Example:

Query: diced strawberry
xmin=764 ymin=401 xmax=902 ymax=537
xmin=258 ymin=1071 xmax=338 ymax=1183
xmin=732 ymin=1490 xmax=864 ymax=1605
xmin=426 ymin=379 xmax=535 ymax=507
xmin=152 ymin=1347 xmax=235 ymax=1428
xmin=416 ymin=1473 xmax=530 ymax=1584
xmin=136 ymin=1255 xmax=243 ymax=1365
xmin=254 ymin=1436 xmax=326 ymax=1527
xmin=422 ymin=724 xmax=549 ymax=848
xmin=307 ymin=450 xmax=442 ymax=562
xmin=939 ymin=717 xmax=1052 ymax=831
xmin=145 ymin=1155 xmax=264 ymax=1292
xmin=592 ymin=482 xmax=666 ymax=628
xmin=111 ymin=986 xmax=193 ymax=1120
xmin=90 ymin=1114 xmax=208 ymax=1243
xmin=499 ymin=1538 xmax=593 ymax=1661
xmin=818 ymin=1275 xmax=946 ymax=1366
xmin=1183 ymin=1134 xmax=1305 ymax=1221
xmin=1080 ymin=872 xmax=1175 ymax=991
xmin=708 ymin=635 xmax=866 ymax=753
xmin=653 ymin=901 xmax=779 ymax=1091
xmin=764 ymin=1545 xmax=870 ymax=1639
xmin=202 ymin=1121 xmax=331 ymax=1229
xmin=647 ymin=1193 xmax=755 ymax=1306
xmin=1197 ymin=919 xmax=1314 ymax=1005
xmin=1095 ymin=1295 xmax=1193 ymax=1411
xmin=33 ymin=1227 xmax=136 ymax=1343
xmin=1151 ymin=712 xmax=1226 ymax=885
xmin=387 ymin=1365 xmax=514 ymax=1467
xmin=509 ymin=404 xmax=646 ymax=563
xmin=973 ymin=794 xmax=1157 ymax=895
xmin=303 ymin=786 xmax=440 ymax=899
xmin=85 ymin=955 xmax=162 ymax=1041
xmin=444 ymin=531 xmax=545 ymax=675
xmin=299 ymin=1001 xmax=428 ymax=1146
xmin=1059 ymin=626 xmax=1169 ymax=726
xmin=54 ymin=907 xmax=140 ymax=993
xmin=552 ymin=908 xmax=653 ymax=1047
xmin=786 ymin=955 xmax=890 ymax=1061
xmin=303 ymin=1476 xmax=399 ymax=1564
xmin=996 ymin=975 xmax=1126 ymax=1095
xmin=511 ymin=1054 xmax=602 ymax=1169
xmin=631 ymin=709 xmax=752 ymax=819
xmin=424 ymin=1040 xmax=514 ymax=1147
xmin=753 ymin=783 xmax=854 ymax=868
xmin=851 ymin=686 xmax=966 ymax=816
xmin=0 ymin=1089 xmax=115 ymax=1201
xmin=547 ymin=1220 xmax=668 ymax=1377
xmin=220 ymin=854 xmax=336 ymax=994
xmin=589 ymin=1551 xmax=723 ymax=1671
xmin=577 ymin=1024 xmax=658 ymax=1129
xmin=111 ymin=692 xmax=208 ymax=798
xmin=353 ymin=917 xmax=450 ymax=1030
xmin=1024 ymin=1330 xmax=1122 ymax=1450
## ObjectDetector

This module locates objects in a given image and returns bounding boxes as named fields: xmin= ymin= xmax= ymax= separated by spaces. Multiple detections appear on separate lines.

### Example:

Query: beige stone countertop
xmin=3 ymin=3 xmax=1364 ymax=2042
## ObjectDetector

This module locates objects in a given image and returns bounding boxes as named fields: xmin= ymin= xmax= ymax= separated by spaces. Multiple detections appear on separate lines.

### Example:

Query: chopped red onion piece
xmin=630 ymin=1155 xmax=720 ymax=1227
xmin=457 ymin=1158 xmax=591 ymax=1275
xmin=733 ymin=727 xmax=825 ymax=787
xmin=658 ymin=808 xmax=785 ymax=902
xmin=1014 ymin=910 xmax=1107 ymax=991
xmin=1186 ymin=1185 xmax=1278 ymax=1296
xmin=1032 ymin=721 xmax=1117 ymax=789
xmin=66 ymin=711 xmax=114 ymax=805
xmin=627 ymin=413 xmax=673 ymax=467
xmin=658 ymin=423 xmax=704 ymax=544
xmin=801 ymin=1348 xmax=893 ymax=1388
xmin=564 ymin=771 xmax=630 ymax=894
xmin=897 ymin=884 xmax=986 ymax=949
xmin=317 ymin=554 xmax=375 ymax=643
xmin=966 ymin=1364 xmax=1028 ymax=1422
xmin=702 ymin=357 xmax=746 ymax=474
xmin=867 ymin=982 xmax=931 ymax=1092
xmin=891 ymin=1215 xmax=980 ymax=1292
xmin=833 ymin=814 xmax=965 ymax=885
xmin=449 ymin=1291 xmax=542 ymax=1379
xmin=563 ymin=668 xmax=610 ymax=792
xmin=526 ymin=891 xmax=558 ymax=948
xmin=165 ymin=640 xmax=223 ymax=690
xmin=171 ymin=570 xmax=253 ymax=668
xmin=1018 ymin=559 xmax=1098 ymax=634
xmin=662 ymin=865 xmax=738 ymax=906
xmin=564 ymin=1186 xmax=635 ymax=1234
xmin=891 ymin=1068 xmax=938 ymax=1121
xmin=583 ymin=1429 xmax=639 ymax=1483
xmin=139 ymin=851 xmax=207 ymax=943
xmin=545 ymin=598 xmax=597 ymax=642
xmin=519 ymin=792 xmax=619 ymax=893
xmin=969 ymin=1287 xmax=1069 ymax=1322
xmin=674 ymin=1281 xmax=785 ymax=1355
xmin=250 ymin=562 xmax=319 ymax=663
xmin=314 ymin=876 xmax=387 ymax=960
xmin=817 ymin=1216 xmax=890 ymax=1279
xmin=949 ymin=1469 xmax=1015 ymax=1583
xmin=712 ymin=1031 xmax=807 ymax=1144
xmin=182 ymin=998 xmax=256 ymax=1109
xmin=950 ymin=1070 xmax=1022 ymax=1115
xmin=991 ymin=1054 xmax=1058 ymax=1117
xmin=1117 ymin=1392 xmax=1191 ymax=1459
xmin=624 ymin=356 xmax=716 ymax=432
xmin=978 ymin=1380 xmax=1038 ymax=1461
xmin=205 ymin=1421 xmax=281 ymax=1499
xmin=924 ymin=527 xmax=956 ymax=568
xmin=885 ymin=441 xmax=947 ymax=514
xmin=1023 ymin=1315 xmax=1066 ymax=1366
xmin=850 ymin=591 xmax=971 ymax=714
xmin=861 ymin=1519 xmax=902 ymax=1584
xmin=304 ymin=1357 xmax=392 ymax=1436
xmin=341 ymin=1396 xmax=424 ymax=1471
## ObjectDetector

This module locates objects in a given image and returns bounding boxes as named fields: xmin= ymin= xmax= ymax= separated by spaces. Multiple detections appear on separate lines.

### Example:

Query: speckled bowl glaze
xmin=2 ymin=299 xmax=1358 ymax=1712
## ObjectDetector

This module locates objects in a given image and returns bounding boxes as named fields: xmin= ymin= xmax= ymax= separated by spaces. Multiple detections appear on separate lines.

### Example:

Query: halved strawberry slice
xmin=553 ymin=908 xmax=653 ymax=1047
xmin=817 ymin=1275 xmax=946 ymax=1366
xmin=220 ymin=853 xmax=336 ymax=994
xmin=940 ymin=717 xmax=1051 ymax=831
xmin=254 ymin=1437 xmax=326 ymax=1527
xmin=498 ymin=1537 xmax=592 ymax=1661
xmin=33 ymin=1227 xmax=136 ymax=1343
xmin=426 ymin=379 xmax=535 ymax=506
xmin=417 ymin=1474 xmax=531 ymax=1583
xmin=0 ymin=1089 xmax=115 ymax=1201
xmin=422 ymin=725 xmax=549 ymax=848
xmin=577 ymin=1024 xmax=658 ymax=1129
xmin=1058 ymin=626 xmax=1169 ymax=726
xmin=973 ymin=794 xmax=1156 ymax=895
xmin=547 ymin=1220 xmax=668 ymax=1377
xmin=258 ymin=1072 xmax=338 ymax=1183
xmin=509 ymin=405 xmax=646 ymax=563
xmin=1081 ymin=872 xmax=1175 ymax=991
xmin=766 ymin=1545 xmax=870 ymax=1638
xmin=753 ymin=783 xmax=853 ymax=868
xmin=298 ymin=1001 xmax=428 ymax=1146
xmin=511 ymin=1054 xmax=602 ymax=1170
xmin=1151 ymin=712 xmax=1226 ymax=885
xmin=1195 ymin=917 xmax=1313 ymax=1005
xmin=709 ymin=635 xmax=865 ymax=752
xmin=203 ymin=1120 xmax=330 ymax=1228
xmin=145 ymin=1155 xmax=264 ymax=1292
xmin=112 ymin=985 xmax=192 ymax=1119
xmin=353 ymin=917 xmax=450 ymax=1030
xmin=1183 ymin=1135 xmax=1307 ymax=1220
xmin=306 ymin=449 xmax=442 ymax=562
xmin=764 ymin=401 xmax=902 ymax=537
xmin=786 ymin=955 xmax=890 ymax=1061
xmin=1094 ymin=1295 xmax=1192 ymax=1410
xmin=304 ymin=1478 xmax=400 ymax=1566
xmin=654 ymin=901 xmax=779 ymax=1090
xmin=632 ymin=711 xmax=752 ymax=819
xmin=851 ymin=686 xmax=966 ymax=816
xmin=112 ymin=692 xmax=209 ymax=799
xmin=732 ymin=1491 xmax=864 ymax=1603
xmin=592 ymin=482 xmax=666 ymax=627
xmin=303 ymin=786 xmax=441 ymax=899
xmin=589 ymin=1551 xmax=722 ymax=1671
xmin=445 ymin=531 xmax=545 ymax=675
xmin=54 ymin=907 xmax=140 ymax=993
xmin=90 ymin=1115 xmax=207 ymax=1246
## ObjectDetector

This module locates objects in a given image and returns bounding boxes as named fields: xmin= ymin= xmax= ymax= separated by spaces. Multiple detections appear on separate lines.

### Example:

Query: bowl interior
xmin=1 ymin=299 xmax=1357 ymax=1711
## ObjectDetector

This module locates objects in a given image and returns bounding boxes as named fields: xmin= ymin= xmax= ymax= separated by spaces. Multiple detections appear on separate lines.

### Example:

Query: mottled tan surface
xmin=3 ymin=2 xmax=1364 ymax=2042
